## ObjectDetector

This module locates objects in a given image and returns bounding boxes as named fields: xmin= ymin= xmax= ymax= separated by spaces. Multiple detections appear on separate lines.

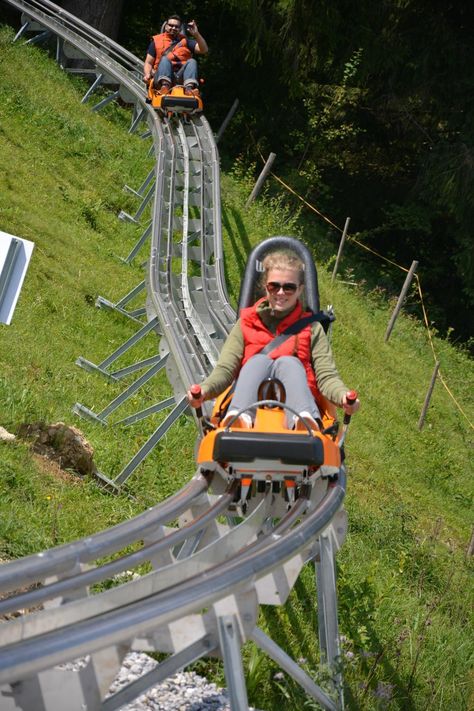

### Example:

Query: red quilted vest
xmin=152 ymin=33 xmax=192 ymax=71
xmin=240 ymin=298 xmax=318 ymax=397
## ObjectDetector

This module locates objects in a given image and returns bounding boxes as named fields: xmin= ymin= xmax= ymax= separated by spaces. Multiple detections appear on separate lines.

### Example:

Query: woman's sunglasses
xmin=266 ymin=281 xmax=299 ymax=294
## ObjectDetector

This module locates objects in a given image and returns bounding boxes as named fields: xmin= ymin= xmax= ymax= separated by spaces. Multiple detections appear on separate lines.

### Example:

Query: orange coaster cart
xmin=195 ymin=236 xmax=355 ymax=517
xmin=146 ymin=81 xmax=203 ymax=114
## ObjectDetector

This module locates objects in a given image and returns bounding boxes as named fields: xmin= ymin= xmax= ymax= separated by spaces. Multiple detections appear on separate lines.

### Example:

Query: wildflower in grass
xmin=373 ymin=681 xmax=394 ymax=701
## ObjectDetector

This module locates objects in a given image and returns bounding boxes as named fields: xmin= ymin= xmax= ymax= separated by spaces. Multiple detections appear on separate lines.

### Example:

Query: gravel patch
xmin=106 ymin=652 xmax=260 ymax=711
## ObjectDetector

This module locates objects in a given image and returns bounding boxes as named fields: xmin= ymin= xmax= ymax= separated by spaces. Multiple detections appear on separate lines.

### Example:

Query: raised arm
xmin=187 ymin=20 xmax=208 ymax=55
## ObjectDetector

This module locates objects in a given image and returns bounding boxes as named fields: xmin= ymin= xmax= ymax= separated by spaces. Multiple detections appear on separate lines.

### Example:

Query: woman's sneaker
xmin=294 ymin=411 xmax=321 ymax=432
xmin=221 ymin=410 xmax=253 ymax=429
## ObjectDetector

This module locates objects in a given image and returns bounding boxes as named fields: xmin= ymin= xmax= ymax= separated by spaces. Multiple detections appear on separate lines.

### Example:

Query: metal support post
xmin=73 ymin=355 xmax=169 ymax=425
xmin=331 ymin=218 xmax=351 ymax=283
xmin=81 ymin=73 xmax=104 ymax=103
xmin=118 ymin=181 xmax=155 ymax=224
xmin=25 ymin=29 xmax=52 ymax=45
xmin=384 ymin=260 xmax=418 ymax=342
xmin=13 ymin=21 xmax=30 ymax=42
xmin=109 ymin=396 xmax=188 ymax=487
xmin=55 ymin=35 xmax=62 ymax=64
xmin=75 ymin=316 xmax=159 ymax=380
xmin=96 ymin=280 xmax=146 ymax=321
xmin=110 ymin=355 xmax=165 ymax=380
xmin=315 ymin=533 xmax=344 ymax=709
xmin=91 ymin=90 xmax=120 ymax=112
xmin=102 ymin=637 xmax=213 ymax=711
xmin=121 ymin=222 xmax=152 ymax=264
xmin=217 ymin=615 xmax=249 ymax=711
xmin=114 ymin=396 xmax=176 ymax=426
xmin=216 ymin=99 xmax=239 ymax=144
xmin=245 ymin=153 xmax=276 ymax=207
xmin=124 ymin=168 xmax=155 ymax=198
xmin=129 ymin=106 xmax=146 ymax=134
xmin=417 ymin=360 xmax=440 ymax=430
xmin=251 ymin=627 xmax=337 ymax=711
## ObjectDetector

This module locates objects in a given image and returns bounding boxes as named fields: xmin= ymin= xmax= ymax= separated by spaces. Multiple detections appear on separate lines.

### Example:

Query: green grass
xmin=0 ymin=24 xmax=473 ymax=710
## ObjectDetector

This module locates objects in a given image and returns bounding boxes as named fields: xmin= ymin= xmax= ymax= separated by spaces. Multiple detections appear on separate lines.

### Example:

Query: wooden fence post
xmin=331 ymin=217 xmax=351 ymax=283
xmin=384 ymin=260 xmax=418 ymax=342
xmin=216 ymin=98 xmax=239 ymax=144
xmin=245 ymin=153 xmax=276 ymax=207
xmin=418 ymin=361 xmax=440 ymax=430
xmin=467 ymin=527 xmax=474 ymax=557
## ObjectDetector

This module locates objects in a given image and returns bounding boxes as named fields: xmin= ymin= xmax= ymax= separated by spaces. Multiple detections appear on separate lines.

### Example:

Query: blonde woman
xmin=188 ymin=250 xmax=360 ymax=429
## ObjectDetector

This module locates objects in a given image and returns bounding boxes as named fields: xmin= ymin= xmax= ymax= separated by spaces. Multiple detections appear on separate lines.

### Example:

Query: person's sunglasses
xmin=266 ymin=281 xmax=299 ymax=294
xmin=167 ymin=23 xmax=180 ymax=29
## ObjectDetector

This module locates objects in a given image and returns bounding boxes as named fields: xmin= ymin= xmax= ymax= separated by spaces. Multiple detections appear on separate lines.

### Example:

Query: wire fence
xmin=250 ymin=145 xmax=473 ymax=430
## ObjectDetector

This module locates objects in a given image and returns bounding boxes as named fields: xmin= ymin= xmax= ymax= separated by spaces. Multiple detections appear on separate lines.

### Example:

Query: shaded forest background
xmin=2 ymin=0 xmax=473 ymax=348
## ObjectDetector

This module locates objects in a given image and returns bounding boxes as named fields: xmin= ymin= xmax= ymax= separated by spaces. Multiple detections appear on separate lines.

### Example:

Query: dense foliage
xmin=118 ymin=0 xmax=473 ymax=348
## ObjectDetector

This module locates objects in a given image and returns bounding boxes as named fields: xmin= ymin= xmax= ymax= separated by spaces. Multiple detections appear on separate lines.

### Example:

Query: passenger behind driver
xmin=143 ymin=14 xmax=208 ymax=97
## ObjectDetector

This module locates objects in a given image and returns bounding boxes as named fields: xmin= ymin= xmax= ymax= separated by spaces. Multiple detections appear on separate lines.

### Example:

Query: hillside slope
xmin=0 ymin=25 xmax=472 ymax=710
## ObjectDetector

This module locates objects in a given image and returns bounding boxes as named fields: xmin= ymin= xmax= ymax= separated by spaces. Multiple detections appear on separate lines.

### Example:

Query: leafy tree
xmin=207 ymin=0 xmax=473 ymax=344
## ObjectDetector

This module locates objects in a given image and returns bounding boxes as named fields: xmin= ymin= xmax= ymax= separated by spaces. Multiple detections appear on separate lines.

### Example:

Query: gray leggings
xmin=230 ymin=354 xmax=321 ymax=421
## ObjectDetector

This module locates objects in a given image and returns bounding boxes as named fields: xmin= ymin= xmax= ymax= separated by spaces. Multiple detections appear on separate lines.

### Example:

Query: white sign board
xmin=0 ymin=231 xmax=35 ymax=325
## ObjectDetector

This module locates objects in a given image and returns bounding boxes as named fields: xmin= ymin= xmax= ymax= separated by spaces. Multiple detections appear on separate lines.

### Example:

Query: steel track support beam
xmin=0 ymin=237 xmax=20 ymax=309
xmin=108 ymin=396 xmax=188 ymax=487
xmin=94 ymin=299 xmax=145 ymax=323
xmin=25 ymin=29 xmax=52 ymax=45
xmin=0 ymin=668 xmax=101 ymax=711
xmin=114 ymin=396 xmax=176 ymax=426
xmin=102 ymin=636 xmax=214 ymax=711
xmin=218 ymin=615 xmax=249 ymax=711
xmin=81 ymin=73 xmax=104 ymax=103
xmin=129 ymin=105 xmax=146 ymax=134
xmin=13 ymin=21 xmax=30 ymax=41
xmin=120 ymin=221 xmax=152 ymax=264
xmin=91 ymin=90 xmax=120 ymax=112
xmin=315 ymin=533 xmax=344 ymax=709
xmin=216 ymin=98 xmax=239 ymax=144
xmin=124 ymin=168 xmax=155 ymax=198
xmin=73 ymin=355 xmax=169 ymax=425
xmin=251 ymin=626 xmax=338 ymax=711
xmin=75 ymin=316 xmax=159 ymax=381
xmin=109 ymin=355 xmax=164 ymax=380
xmin=95 ymin=279 xmax=146 ymax=322
xmin=118 ymin=181 xmax=155 ymax=224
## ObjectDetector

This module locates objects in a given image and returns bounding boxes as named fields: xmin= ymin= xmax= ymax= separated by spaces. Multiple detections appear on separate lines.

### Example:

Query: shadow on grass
xmin=254 ymin=565 xmax=418 ymax=710
xmin=221 ymin=203 xmax=252 ymax=291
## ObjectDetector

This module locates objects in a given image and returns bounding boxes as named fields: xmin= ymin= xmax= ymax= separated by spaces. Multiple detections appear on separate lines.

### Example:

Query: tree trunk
xmin=57 ymin=0 xmax=124 ymax=40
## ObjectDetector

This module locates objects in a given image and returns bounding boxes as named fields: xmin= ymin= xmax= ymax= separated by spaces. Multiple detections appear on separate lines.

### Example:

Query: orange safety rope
xmin=270 ymin=171 xmax=409 ymax=273
xmin=415 ymin=275 xmax=473 ymax=429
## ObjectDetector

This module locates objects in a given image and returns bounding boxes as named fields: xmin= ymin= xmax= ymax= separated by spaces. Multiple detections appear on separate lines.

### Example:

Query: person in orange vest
xmin=187 ymin=249 xmax=360 ymax=429
xmin=143 ymin=15 xmax=208 ymax=97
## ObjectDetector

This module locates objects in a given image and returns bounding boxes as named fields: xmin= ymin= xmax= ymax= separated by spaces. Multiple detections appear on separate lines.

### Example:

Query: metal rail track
xmin=0 ymin=2 xmax=347 ymax=709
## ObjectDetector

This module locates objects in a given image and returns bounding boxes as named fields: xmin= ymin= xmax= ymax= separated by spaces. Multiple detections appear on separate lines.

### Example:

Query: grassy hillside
xmin=0 ymin=25 xmax=473 ymax=710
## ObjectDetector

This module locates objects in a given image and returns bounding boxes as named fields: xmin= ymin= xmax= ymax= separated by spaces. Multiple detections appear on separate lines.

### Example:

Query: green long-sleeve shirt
xmin=202 ymin=300 xmax=348 ymax=406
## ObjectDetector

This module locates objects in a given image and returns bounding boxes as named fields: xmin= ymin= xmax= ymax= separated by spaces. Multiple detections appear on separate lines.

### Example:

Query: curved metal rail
xmin=0 ymin=2 xmax=347 ymax=710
